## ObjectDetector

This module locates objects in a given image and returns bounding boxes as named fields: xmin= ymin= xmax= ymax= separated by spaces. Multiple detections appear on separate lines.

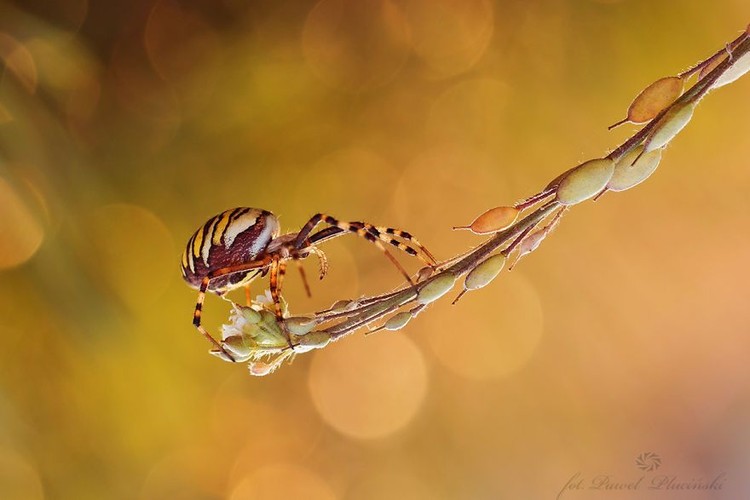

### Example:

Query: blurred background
xmin=1 ymin=0 xmax=749 ymax=498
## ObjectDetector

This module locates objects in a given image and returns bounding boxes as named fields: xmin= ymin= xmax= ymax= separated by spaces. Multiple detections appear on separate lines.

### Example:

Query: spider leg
xmin=295 ymin=214 xmax=435 ymax=284
xmin=290 ymin=245 xmax=328 ymax=298
xmin=304 ymin=216 xmax=436 ymax=265
xmin=193 ymin=257 xmax=272 ymax=362
xmin=307 ymin=223 xmax=435 ymax=266
xmin=244 ymin=285 xmax=252 ymax=306
xmin=296 ymin=261 xmax=312 ymax=298
xmin=269 ymin=257 xmax=294 ymax=349
xmin=269 ymin=257 xmax=286 ymax=319
xmin=307 ymin=226 xmax=344 ymax=245
xmin=360 ymin=222 xmax=437 ymax=266
xmin=306 ymin=245 xmax=329 ymax=280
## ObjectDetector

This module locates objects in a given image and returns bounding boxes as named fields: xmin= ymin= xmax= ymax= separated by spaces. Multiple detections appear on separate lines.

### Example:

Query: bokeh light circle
xmin=302 ymin=0 xmax=411 ymax=92
xmin=0 ymin=33 xmax=38 ymax=93
xmin=291 ymin=148 xmax=399 ymax=218
xmin=406 ymin=0 xmax=494 ymax=78
xmin=218 ymin=397 xmax=323 ymax=484
xmin=426 ymin=270 xmax=544 ymax=380
xmin=0 ymin=448 xmax=44 ymax=500
xmin=140 ymin=446 xmax=228 ymax=499
xmin=87 ymin=204 xmax=174 ymax=310
xmin=308 ymin=333 xmax=428 ymax=440
xmin=347 ymin=468 xmax=436 ymax=500
xmin=392 ymin=144 xmax=510 ymax=235
xmin=110 ymin=40 xmax=182 ymax=150
xmin=145 ymin=0 xmax=219 ymax=83
xmin=230 ymin=463 xmax=336 ymax=500
xmin=428 ymin=77 xmax=510 ymax=147
xmin=28 ymin=0 xmax=88 ymax=33
xmin=0 ymin=177 xmax=45 ymax=269
xmin=144 ymin=0 xmax=221 ymax=111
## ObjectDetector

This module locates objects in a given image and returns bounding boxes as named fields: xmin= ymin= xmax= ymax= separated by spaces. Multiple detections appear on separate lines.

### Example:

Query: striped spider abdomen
xmin=181 ymin=207 xmax=279 ymax=293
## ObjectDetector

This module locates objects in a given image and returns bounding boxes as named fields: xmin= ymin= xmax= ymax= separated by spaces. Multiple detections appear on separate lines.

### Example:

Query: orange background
xmin=1 ymin=0 xmax=749 ymax=498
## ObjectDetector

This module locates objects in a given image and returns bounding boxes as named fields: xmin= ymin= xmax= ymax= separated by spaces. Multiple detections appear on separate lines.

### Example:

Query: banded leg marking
xmin=192 ymin=257 xmax=272 ymax=362
xmin=294 ymin=213 xmax=436 ymax=282
xmin=269 ymin=257 xmax=294 ymax=349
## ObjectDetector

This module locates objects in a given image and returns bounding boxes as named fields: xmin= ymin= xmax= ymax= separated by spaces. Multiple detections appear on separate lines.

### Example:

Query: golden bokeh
xmin=0 ymin=177 xmax=44 ymax=269
xmin=0 ymin=33 xmax=38 ymax=93
xmin=140 ymin=446 xmax=229 ymax=499
xmin=392 ymin=143 xmax=511 ymax=241
xmin=426 ymin=270 xmax=544 ymax=380
xmin=302 ymin=0 xmax=411 ymax=92
xmin=2 ymin=1 xmax=750 ymax=498
xmin=427 ymin=77 xmax=511 ymax=148
xmin=406 ymin=0 xmax=494 ymax=78
xmin=86 ymin=204 xmax=175 ymax=311
xmin=0 ymin=448 xmax=44 ymax=500
xmin=230 ymin=463 xmax=336 ymax=500
xmin=308 ymin=333 xmax=428 ymax=439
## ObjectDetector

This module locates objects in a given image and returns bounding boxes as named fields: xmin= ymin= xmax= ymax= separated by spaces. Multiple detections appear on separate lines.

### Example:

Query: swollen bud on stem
xmin=284 ymin=317 xmax=317 ymax=336
xmin=555 ymin=158 xmax=615 ymax=206
xmin=237 ymin=305 xmax=262 ymax=324
xmin=609 ymin=76 xmax=685 ymax=129
xmin=295 ymin=332 xmax=331 ymax=351
xmin=453 ymin=206 xmax=520 ymax=234
xmin=384 ymin=311 xmax=413 ymax=331
xmin=508 ymin=209 xmax=565 ymax=270
xmin=607 ymin=146 xmax=663 ymax=192
xmin=636 ymin=101 xmax=695 ymax=162
xmin=453 ymin=254 xmax=507 ymax=305
xmin=222 ymin=335 xmax=254 ymax=359
xmin=712 ymin=50 xmax=750 ymax=89
xmin=417 ymin=273 xmax=457 ymax=305
xmin=464 ymin=254 xmax=506 ymax=291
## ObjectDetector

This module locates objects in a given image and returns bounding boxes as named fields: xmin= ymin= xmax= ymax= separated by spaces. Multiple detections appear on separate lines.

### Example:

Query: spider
xmin=181 ymin=207 xmax=437 ymax=361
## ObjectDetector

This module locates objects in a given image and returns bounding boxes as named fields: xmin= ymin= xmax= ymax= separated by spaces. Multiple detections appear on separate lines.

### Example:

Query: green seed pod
xmin=252 ymin=310 xmax=288 ymax=348
xmin=607 ymin=146 xmax=662 ymax=192
xmin=609 ymin=76 xmax=684 ymax=129
xmin=236 ymin=305 xmax=261 ymax=324
xmin=555 ymin=158 xmax=615 ymax=206
xmin=417 ymin=273 xmax=457 ymax=305
xmin=453 ymin=206 xmax=520 ymax=234
xmin=712 ymin=51 xmax=750 ymax=89
xmin=642 ymin=102 xmax=695 ymax=154
xmin=296 ymin=331 xmax=331 ymax=351
xmin=545 ymin=167 xmax=576 ymax=191
xmin=464 ymin=254 xmax=506 ymax=291
xmin=384 ymin=311 xmax=412 ymax=331
xmin=222 ymin=334 xmax=254 ymax=358
xmin=259 ymin=310 xmax=280 ymax=327
xmin=284 ymin=317 xmax=317 ymax=336
xmin=508 ymin=208 xmax=566 ymax=271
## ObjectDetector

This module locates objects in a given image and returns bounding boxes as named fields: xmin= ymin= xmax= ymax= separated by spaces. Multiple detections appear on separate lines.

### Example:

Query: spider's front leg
xmin=192 ymin=258 xmax=273 ymax=362
xmin=268 ymin=256 xmax=295 ymax=350
xmin=293 ymin=213 xmax=437 ymax=285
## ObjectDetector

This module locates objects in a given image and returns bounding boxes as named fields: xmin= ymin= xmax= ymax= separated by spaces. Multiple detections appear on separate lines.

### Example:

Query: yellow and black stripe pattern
xmin=180 ymin=208 xmax=279 ymax=289
xmin=182 ymin=207 xmax=440 ymax=359
xmin=297 ymin=214 xmax=437 ymax=267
